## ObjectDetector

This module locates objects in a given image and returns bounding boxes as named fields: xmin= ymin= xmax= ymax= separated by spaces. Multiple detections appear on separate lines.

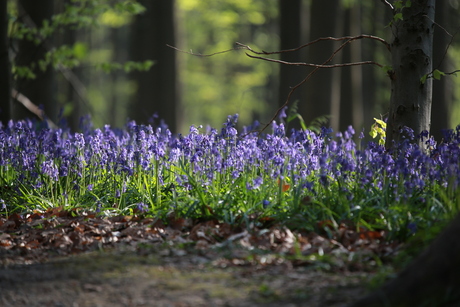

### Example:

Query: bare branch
xmin=171 ymin=34 xmax=389 ymax=136
xmin=236 ymin=34 xmax=390 ymax=54
xmin=428 ymin=17 xmax=460 ymax=71
xmin=380 ymin=0 xmax=394 ymax=11
xmin=245 ymin=53 xmax=383 ymax=68
xmin=11 ymin=89 xmax=58 ymax=129
xmin=446 ymin=70 xmax=460 ymax=75
xmin=250 ymin=36 xmax=387 ymax=134
xmin=166 ymin=44 xmax=247 ymax=57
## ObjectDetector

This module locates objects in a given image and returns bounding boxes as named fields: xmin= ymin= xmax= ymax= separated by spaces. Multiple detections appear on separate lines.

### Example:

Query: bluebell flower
xmin=136 ymin=202 xmax=149 ymax=213
xmin=407 ymin=222 xmax=417 ymax=234
xmin=262 ymin=200 xmax=270 ymax=209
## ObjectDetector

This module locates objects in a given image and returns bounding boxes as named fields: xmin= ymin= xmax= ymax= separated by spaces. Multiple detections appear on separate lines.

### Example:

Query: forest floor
xmin=0 ymin=210 xmax=398 ymax=307
xmin=0 ymin=248 xmax=372 ymax=307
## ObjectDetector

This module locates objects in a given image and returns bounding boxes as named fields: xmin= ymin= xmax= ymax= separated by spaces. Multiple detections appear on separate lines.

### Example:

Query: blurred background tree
xmin=1 ymin=0 xmax=459 ymax=136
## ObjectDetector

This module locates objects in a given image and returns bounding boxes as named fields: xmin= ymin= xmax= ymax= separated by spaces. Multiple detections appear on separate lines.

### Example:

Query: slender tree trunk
xmin=385 ymin=0 xmax=435 ymax=148
xmin=0 ymin=0 xmax=11 ymax=125
xmin=278 ymin=0 xmax=303 ymax=128
xmin=339 ymin=4 xmax=363 ymax=133
xmin=303 ymin=0 xmax=341 ymax=131
xmin=431 ymin=1 xmax=454 ymax=141
xmin=361 ymin=1 xmax=392 ymax=133
xmin=65 ymin=29 xmax=85 ymax=132
xmin=349 ymin=4 xmax=364 ymax=132
xmin=129 ymin=0 xmax=178 ymax=132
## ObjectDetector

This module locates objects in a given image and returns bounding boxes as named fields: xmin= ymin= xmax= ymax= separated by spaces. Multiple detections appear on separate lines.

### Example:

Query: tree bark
xmin=303 ymin=0 xmax=341 ymax=131
xmin=349 ymin=212 xmax=460 ymax=307
xmin=129 ymin=0 xmax=178 ymax=132
xmin=278 ymin=0 xmax=303 ymax=127
xmin=14 ymin=0 xmax=56 ymax=123
xmin=385 ymin=0 xmax=435 ymax=148
xmin=431 ymin=1 xmax=454 ymax=141
xmin=0 ymin=0 xmax=11 ymax=125
xmin=339 ymin=4 xmax=363 ymax=133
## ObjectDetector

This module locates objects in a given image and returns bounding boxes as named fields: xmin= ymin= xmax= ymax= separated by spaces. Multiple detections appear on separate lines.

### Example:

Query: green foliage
xmin=386 ymin=1 xmax=412 ymax=27
xmin=421 ymin=69 xmax=447 ymax=85
xmin=286 ymin=100 xmax=307 ymax=131
xmin=433 ymin=69 xmax=445 ymax=80
xmin=285 ymin=102 xmax=331 ymax=133
xmin=369 ymin=117 xmax=386 ymax=145
xmin=97 ymin=60 xmax=155 ymax=73
xmin=8 ymin=0 xmax=150 ymax=81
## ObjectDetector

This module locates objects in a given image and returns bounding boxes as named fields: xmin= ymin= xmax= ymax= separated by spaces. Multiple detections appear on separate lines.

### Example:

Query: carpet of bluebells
xmin=1 ymin=114 xmax=459 ymax=240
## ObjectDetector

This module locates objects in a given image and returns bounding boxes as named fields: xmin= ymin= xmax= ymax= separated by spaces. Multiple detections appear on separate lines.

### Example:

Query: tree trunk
xmin=349 ymin=212 xmax=460 ymax=307
xmin=339 ymin=4 xmax=363 ymax=133
xmin=431 ymin=0 xmax=454 ymax=141
xmin=129 ymin=0 xmax=178 ymax=132
xmin=14 ymin=0 xmax=57 ymax=123
xmin=303 ymin=0 xmax=341 ymax=131
xmin=0 ymin=0 xmax=11 ymax=125
xmin=278 ymin=0 xmax=303 ymax=127
xmin=385 ymin=0 xmax=435 ymax=148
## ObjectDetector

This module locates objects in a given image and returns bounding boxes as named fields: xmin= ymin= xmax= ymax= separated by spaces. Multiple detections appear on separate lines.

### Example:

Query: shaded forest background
xmin=3 ymin=0 xmax=460 ymax=138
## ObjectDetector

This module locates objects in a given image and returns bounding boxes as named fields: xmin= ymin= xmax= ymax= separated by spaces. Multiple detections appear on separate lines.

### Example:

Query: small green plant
xmin=286 ymin=100 xmax=331 ymax=133
xmin=369 ymin=117 xmax=386 ymax=145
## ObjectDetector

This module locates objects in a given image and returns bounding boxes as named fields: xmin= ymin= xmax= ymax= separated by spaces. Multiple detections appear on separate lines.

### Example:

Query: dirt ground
xmin=0 ymin=211 xmax=394 ymax=306
xmin=0 ymin=246 xmax=373 ymax=307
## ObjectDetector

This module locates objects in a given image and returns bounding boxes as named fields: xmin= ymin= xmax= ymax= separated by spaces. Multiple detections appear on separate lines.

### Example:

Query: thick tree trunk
xmin=129 ymin=0 xmax=178 ymax=132
xmin=14 ymin=0 xmax=56 ymax=123
xmin=349 ymin=212 xmax=460 ymax=307
xmin=385 ymin=0 xmax=435 ymax=148
xmin=0 ymin=0 xmax=11 ymax=125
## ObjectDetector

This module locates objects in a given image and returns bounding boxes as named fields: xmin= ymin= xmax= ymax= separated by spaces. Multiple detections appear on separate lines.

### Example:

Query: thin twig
xmin=380 ymin=0 xmax=394 ymax=11
xmin=236 ymin=34 xmax=390 ymax=54
xmin=257 ymin=38 xmax=367 ymax=134
xmin=166 ymin=44 xmax=247 ymax=57
xmin=172 ymin=35 xmax=389 ymax=136
xmin=245 ymin=53 xmax=383 ymax=68
xmin=427 ymin=15 xmax=460 ymax=71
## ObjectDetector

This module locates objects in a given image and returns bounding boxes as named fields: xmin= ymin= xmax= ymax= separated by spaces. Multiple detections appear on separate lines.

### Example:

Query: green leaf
xmin=394 ymin=1 xmax=403 ymax=9
xmin=420 ymin=74 xmax=427 ymax=84
xmin=370 ymin=127 xmax=377 ymax=139
xmin=73 ymin=42 xmax=88 ymax=60
xmin=381 ymin=65 xmax=393 ymax=73
xmin=433 ymin=69 xmax=445 ymax=80
xmin=394 ymin=13 xmax=403 ymax=21
xmin=374 ymin=118 xmax=387 ymax=129
xmin=405 ymin=0 xmax=412 ymax=7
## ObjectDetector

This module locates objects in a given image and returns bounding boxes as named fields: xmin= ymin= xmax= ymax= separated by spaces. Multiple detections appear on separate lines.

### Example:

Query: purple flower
xmin=136 ymin=202 xmax=149 ymax=213
xmin=262 ymin=200 xmax=270 ymax=209
xmin=407 ymin=222 xmax=417 ymax=234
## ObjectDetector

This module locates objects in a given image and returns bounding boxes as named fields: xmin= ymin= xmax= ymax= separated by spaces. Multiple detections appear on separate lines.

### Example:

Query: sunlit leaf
xmin=433 ymin=69 xmax=445 ymax=80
